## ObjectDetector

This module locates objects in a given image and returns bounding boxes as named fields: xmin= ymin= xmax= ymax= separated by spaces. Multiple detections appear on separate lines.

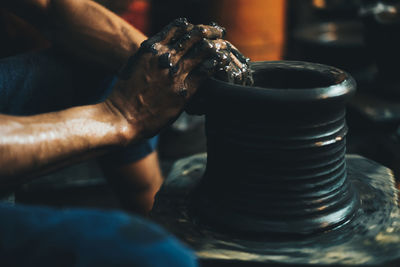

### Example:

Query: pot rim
xmin=206 ymin=60 xmax=356 ymax=103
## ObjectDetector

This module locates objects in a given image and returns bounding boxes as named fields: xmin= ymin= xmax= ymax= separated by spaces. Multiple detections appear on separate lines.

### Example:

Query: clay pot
xmin=192 ymin=61 xmax=358 ymax=236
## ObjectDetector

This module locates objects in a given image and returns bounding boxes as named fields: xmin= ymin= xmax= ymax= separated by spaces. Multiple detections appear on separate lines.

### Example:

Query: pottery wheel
xmin=151 ymin=153 xmax=400 ymax=266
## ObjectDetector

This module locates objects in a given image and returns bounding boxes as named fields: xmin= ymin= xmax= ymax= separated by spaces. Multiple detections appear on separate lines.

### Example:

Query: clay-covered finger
xmin=221 ymin=42 xmax=253 ymax=85
xmin=159 ymin=38 xmax=218 ymax=76
xmin=178 ymin=39 xmax=228 ymax=75
xmin=217 ymin=58 xmax=251 ymax=85
xmin=159 ymin=18 xmax=195 ymax=45
xmin=181 ymin=40 xmax=252 ymax=85
xmin=158 ymin=38 xmax=225 ymax=71
xmin=214 ymin=49 xmax=233 ymax=71
xmin=212 ymin=48 xmax=247 ymax=84
xmin=231 ymin=62 xmax=245 ymax=84
xmin=225 ymin=40 xmax=250 ymax=64
xmin=173 ymin=36 xmax=229 ymax=66
xmin=229 ymin=51 xmax=254 ymax=85
xmin=172 ymin=38 xmax=228 ymax=73
xmin=208 ymin=21 xmax=227 ymax=38
xmin=171 ymin=25 xmax=225 ymax=55
xmin=228 ymin=51 xmax=246 ymax=80
xmin=196 ymin=24 xmax=226 ymax=40
xmin=140 ymin=18 xmax=193 ymax=54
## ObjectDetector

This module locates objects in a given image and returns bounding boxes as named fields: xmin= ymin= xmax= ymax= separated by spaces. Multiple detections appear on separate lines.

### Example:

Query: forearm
xmin=0 ymin=102 xmax=134 ymax=187
xmin=102 ymin=152 xmax=163 ymax=215
xmin=4 ymin=0 xmax=147 ymax=71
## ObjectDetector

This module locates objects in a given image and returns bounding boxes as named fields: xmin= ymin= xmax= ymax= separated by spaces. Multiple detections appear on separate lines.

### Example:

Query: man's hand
xmin=0 ymin=11 xmax=251 ymax=191
xmin=105 ymin=18 xmax=231 ymax=140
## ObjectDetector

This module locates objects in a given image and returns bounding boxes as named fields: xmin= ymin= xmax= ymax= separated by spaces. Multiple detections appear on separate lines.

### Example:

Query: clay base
xmin=152 ymin=154 xmax=400 ymax=266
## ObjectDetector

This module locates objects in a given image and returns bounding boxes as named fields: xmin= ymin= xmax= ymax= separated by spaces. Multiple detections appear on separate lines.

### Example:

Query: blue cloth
xmin=0 ymin=48 xmax=157 ymax=164
xmin=0 ymin=203 xmax=197 ymax=266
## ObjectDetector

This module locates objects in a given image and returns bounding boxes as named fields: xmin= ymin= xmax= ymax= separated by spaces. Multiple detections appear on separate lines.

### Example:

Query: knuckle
xmin=208 ymin=22 xmax=226 ymax=37
xmin=193 ymin=25 xmax=208 ymax=36
xmin=140 ymin=40 xmax=158 ymax=54
xmin=201 ymin=38 xmax=215 ymax=50
xmin=214 ymin=40 xmax=227 ymax=50
xmin=172 ymin=17 xmax=190 ymax=27
xmin=216 ymin=50 xmax=230 ymax=61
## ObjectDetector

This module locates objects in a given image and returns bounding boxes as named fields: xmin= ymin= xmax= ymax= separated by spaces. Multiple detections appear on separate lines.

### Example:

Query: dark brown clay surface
xmin=191 ymin=61 xmax=357 ymax=236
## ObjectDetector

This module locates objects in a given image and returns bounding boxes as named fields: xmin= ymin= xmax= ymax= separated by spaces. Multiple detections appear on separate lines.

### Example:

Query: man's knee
xmin=82 ymin=211 xmax=198 ymax=267
xmin=0 ymin=204 xmax=198 ymax=266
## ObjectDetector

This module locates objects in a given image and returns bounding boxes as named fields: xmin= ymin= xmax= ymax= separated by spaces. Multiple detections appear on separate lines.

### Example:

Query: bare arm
xmin=0 ymin=15 xmax=231 ymax=190
xmin=0 ymin=1 xmax=246 ymax=205
xmin=0 ymin=102 xmax=133 ymax=187
xmin=3 ymin=0 xmax=147 ymax=71
xmin=101 ymin=151 xmax=163 ymax=215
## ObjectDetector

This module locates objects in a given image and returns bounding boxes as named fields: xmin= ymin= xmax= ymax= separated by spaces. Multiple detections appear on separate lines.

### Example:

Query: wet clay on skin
xmin=120 ymin=18 xmax=254 ymax=87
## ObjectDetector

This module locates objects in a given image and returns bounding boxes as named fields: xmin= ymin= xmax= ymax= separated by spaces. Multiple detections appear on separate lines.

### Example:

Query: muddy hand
xmin=213 ymin=40 xmax=253 ymax=86
xmin=184 ymin=22 xmax=253 ymax=87
xmin=104 ymin=18 xmax=226 ymax=140
xmin=185 ymin=29 xmax=254 ymax=115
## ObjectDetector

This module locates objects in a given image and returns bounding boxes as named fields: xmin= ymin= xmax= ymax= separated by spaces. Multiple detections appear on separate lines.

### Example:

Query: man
xmin=0 ymin=0 xmax=243 ymax=265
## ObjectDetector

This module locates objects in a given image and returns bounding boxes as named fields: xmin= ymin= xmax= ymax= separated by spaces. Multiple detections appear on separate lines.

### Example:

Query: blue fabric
xmin=0 ymin=203 xmax=197 ymax=267
xmin=0 ymin=48 xmax=157 ymax=164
